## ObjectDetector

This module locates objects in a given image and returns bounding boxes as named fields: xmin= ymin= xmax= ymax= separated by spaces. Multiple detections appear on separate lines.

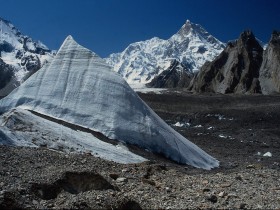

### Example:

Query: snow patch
xmin=206 ymin=114 xmax=234 ymax=121
xmin=218 ymin=134 xmax=235 ymax=139
xmin=263 ymin=152 xmax=272 ymax=157
xmin=0 ymin=18 xmax=54 ymax=91
xmin=173 ymin=122 xmax=191 ymax=127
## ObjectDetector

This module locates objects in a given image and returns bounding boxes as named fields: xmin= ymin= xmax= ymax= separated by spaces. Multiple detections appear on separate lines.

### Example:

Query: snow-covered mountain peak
xmin=0 ymin=17 xmax=51 ymax=53
xmin=0 ymin=17 xmax=54 ymax=96
xmin=171 ymin=20 xmax=224 ymax=49
xmin=175 ymin=19 xmax=195 ymax=37
xmin=0 ymin=18 xmax=21 ymax=49
xmin=105 ymin=20 xmax=225 ymax=87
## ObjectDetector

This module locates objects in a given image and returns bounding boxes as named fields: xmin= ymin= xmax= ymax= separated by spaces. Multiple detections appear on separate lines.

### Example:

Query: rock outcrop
xmin=189 ymin=31 xmax=264 ymax=94
xmin=259 ymin=31 xmax=280 ymax=94
xmin=0 ymin=58 xmax=15 ymax=90
xmin=147 ymin=60 xmax=193 ymax=88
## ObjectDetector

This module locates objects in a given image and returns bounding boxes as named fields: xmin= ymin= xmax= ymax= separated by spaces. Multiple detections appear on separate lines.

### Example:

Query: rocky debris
xmin=30 ymin=183 xmax=61 ymax=200
xmin=109 ymin=173 xmax=119 ymax=180
xmin=114 ymin=199 xmax=142 ymax=210
xmin=189 ymin=30 xmax=264 ymax=94
xmin=147 ymin=59 xmax=193 ymax=88
xmin=259 ymin=30 xmax=280 ymax=94
xmin=1 ymin=91 xmax=280 ymax=209
xmin=207 ymin=194 xmax=218 ymax=203
xmin=58 ymin=171 xmax=115 ymax=194
xmin=218 ymin=191 xmax=226 ymax=197
xmin=0 ymin=144 xmax=279 ymax=209
xmin=0 ymin=190 xmax=25 ymax=210
xmin=30 ymin=171 xmax=115 ymax=201
xmin=116 ymin=177 xmax=128 ymax=184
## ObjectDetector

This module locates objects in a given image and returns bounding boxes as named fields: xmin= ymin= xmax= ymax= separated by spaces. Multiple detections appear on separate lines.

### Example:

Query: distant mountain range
xmin=0 ymin=17 xmax=54 ymax=96
xmin=105 ymin=20 xmax=225 ymax=87
xmin=0 ymin=17 xmax=278 ymax=95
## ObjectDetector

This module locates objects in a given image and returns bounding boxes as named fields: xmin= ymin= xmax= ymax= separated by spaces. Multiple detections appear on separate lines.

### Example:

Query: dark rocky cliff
xmin=189 ymin=31 xmax=264 ymax=94
xmin=147 ymin=60 xmax=193 ymax=88
xmin=259 ymin=31 xmax=280 ymax=94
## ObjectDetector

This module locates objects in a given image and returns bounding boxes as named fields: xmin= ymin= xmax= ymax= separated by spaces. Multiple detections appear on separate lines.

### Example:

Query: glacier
xmin=0 ymin=108 xmax=146 ymax=163
xmin=0 ymin=35 xmax=219 ymax=169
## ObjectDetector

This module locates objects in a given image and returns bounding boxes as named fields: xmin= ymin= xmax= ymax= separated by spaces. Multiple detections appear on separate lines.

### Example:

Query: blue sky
xmin=1 ymin=0 xmax=279 ymax=57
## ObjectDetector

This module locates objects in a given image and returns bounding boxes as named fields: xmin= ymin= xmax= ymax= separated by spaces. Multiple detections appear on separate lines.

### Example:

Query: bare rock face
xmin=0 ymin=58 xmax=15 ymax=90
xmin=259 ymin=31 xmax=280 ymax=94
xmin=189 ymin=31 xmax=263 ymax=94
xmin=147 ymin=60 xmax=193 ymax=88
xmin=0 ymin=58 xmax=20 ymax=97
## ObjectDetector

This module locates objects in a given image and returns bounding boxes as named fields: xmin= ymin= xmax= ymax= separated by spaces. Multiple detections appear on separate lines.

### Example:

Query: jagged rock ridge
xmin=189 ymin=31 xmax=265 ymax=94
xmin=147 ymin=59 xmax=193 ymax=88
xmin=259 ymin=31 xmax=280 ymax=94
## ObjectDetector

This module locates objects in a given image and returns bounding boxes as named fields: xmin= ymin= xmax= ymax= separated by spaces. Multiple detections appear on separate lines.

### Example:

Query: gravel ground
xmin=0 ymin=146 xmax=279 ymax=209
xmin=1 ymin=91 xmax=280 ymax=209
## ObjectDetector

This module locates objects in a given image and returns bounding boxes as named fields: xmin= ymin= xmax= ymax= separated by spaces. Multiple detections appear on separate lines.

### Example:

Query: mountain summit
xmin=105 ymin=20 xmax=225 ymax=87
xmin=172 ymin=20 xmax=223 ymax=48
xmin=0 ymin=17 xmax=54 ymax=96
xmin=0 ymin=35 xmax=218 ymax=169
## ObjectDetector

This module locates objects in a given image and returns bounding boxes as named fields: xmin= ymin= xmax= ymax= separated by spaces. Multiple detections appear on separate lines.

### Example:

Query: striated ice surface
xmin=0 ymin=35 xmax=219 ymax=169
xmin=0 ymin=108 xmax=147 ymax=163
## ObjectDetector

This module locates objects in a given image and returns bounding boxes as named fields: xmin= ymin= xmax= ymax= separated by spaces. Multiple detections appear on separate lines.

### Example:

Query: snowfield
xmin=0 ymin=35 xmax=219 ymax=169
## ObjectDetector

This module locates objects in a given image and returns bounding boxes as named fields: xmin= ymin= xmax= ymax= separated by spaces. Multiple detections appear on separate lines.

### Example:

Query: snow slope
xmin=0 ymin=36 xmax=219 ymax=169
xmin=0 ymin=17 xmax=54 ymax=95
xmin=105 ymin=20 xmax=225 ymax=86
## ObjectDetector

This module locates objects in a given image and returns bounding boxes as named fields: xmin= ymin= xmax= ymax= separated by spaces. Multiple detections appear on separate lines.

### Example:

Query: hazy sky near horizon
xmin=1 ymin=0 xmax=279 ymax=57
